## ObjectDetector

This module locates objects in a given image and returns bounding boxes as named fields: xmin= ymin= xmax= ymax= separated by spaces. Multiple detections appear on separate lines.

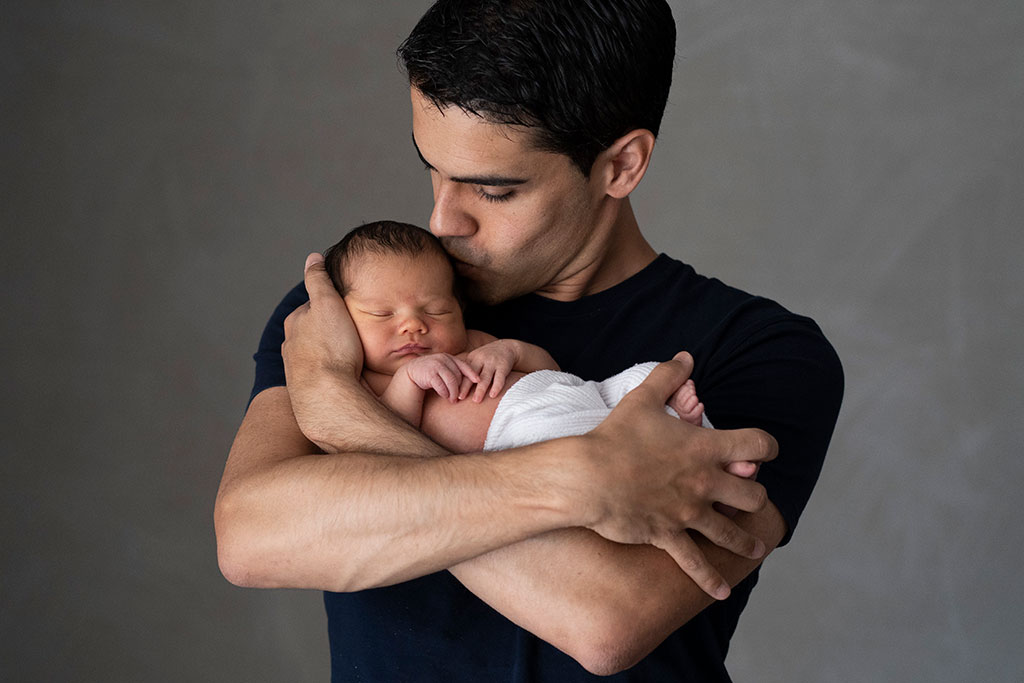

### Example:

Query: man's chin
xmin=461 ymin=276 xmax=527 ymax=306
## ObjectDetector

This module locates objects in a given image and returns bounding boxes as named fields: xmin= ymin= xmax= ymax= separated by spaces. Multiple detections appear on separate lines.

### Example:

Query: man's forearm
xmin=291 ymin=373 xmax=437 ymax=456
xmin=449 ymin=504 xmax=785 ymax=676
xmin=215 ymin=386 xmax=585 ymax=592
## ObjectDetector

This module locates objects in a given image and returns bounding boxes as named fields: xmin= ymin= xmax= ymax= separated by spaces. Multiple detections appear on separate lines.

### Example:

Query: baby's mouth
xmin=394 ymin=343 xmax=429 ymax=355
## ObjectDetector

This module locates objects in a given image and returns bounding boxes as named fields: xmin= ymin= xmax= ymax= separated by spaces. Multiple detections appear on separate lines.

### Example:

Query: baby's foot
xmin=669 ymin=379 xmax=704 ymax=426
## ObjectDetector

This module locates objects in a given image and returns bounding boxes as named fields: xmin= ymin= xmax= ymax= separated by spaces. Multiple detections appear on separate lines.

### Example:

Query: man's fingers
xmin=721 ymin=427 xmax=778 ymax=465
xmin=714 ymin=472 xmax=769 ymax=515
xmin=627 ymin=352 xmax=696 ymax=406
xmin=693 ymin=513 xmax=767 ymax=560
xmin=303 ymin=252 xmax=339 ymax=303
xmin=655 ymin=531 xmax=731 ymax=600
xmin=282 ymin=301 xmax=309 ymax=337
xmin=671 ymin=351 xmax=695 ymax=375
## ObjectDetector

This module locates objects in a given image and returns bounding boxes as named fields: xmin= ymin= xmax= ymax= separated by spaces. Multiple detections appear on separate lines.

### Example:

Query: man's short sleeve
xmin=700 ymin=314 xmax=844 ymax=545
xmin=248 ymin=281 xmax=309 ymax=407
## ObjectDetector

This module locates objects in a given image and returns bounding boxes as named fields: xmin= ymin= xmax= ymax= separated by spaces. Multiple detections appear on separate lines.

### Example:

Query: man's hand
xmin=282 ymin=253 xmax=364 ymax=446
xmin=578 ymin=352 xmax=778 ymax=600
xmin=404 ymin=353 xmax=480 ymax=402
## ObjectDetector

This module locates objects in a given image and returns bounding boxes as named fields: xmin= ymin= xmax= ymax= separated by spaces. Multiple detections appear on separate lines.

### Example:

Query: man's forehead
xmin=410 ymin=88 xmax=541 ymax=173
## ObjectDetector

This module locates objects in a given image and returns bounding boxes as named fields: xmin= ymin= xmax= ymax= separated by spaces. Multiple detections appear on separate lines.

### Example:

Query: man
xmin=215 ymin=1 xmax=843 ymax=680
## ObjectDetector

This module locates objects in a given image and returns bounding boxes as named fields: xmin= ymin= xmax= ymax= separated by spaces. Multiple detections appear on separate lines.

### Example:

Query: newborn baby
xmin=324 ymin=220 xmax=707 ymax=453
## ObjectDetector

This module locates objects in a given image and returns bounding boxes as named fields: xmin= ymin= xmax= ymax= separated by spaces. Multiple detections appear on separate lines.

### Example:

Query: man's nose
xmin=430 ymin=182 xmax=476 ymax=238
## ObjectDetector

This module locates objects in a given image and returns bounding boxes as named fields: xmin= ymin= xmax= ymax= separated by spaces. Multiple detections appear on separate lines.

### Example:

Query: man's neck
xmin=536 ymin=198 xmax=657 ymax=302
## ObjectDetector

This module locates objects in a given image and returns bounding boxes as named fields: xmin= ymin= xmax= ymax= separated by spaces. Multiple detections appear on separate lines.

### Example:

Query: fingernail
xmin=715 ymin=584 xmax=730 ymax=600
xmin=305 ymin=253 xmax=324 ymax=268
xmin=752 ymin=540 xmax=766 ymax=558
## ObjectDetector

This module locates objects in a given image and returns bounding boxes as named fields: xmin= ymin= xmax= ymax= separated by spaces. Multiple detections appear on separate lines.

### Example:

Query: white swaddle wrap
xmin=483 ymin=362 xmax=712 ymax=451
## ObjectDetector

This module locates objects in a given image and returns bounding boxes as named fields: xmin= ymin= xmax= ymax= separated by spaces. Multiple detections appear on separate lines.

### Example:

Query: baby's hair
xmin=324 ymin=220 xmax=461 ymax=302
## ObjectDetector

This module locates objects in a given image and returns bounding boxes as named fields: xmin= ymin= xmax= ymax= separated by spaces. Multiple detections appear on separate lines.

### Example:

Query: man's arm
xmin=215 ymin=352 xmax=773 ymax=589
xmin=216 ymin=383 xmax=602 ymax=591
xmin=216 ymin=375 xmax=778 ymax=675
xmin=450 ymin=506 xmax=785 ymax=676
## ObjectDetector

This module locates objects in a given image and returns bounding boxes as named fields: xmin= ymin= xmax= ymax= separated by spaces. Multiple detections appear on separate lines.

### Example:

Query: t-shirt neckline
xmin=509 ymin=253 xmax=675 ymax=315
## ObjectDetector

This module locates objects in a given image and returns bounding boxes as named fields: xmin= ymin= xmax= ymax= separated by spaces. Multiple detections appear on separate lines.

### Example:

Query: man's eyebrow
xmin=411 ymin=132 xmax=527 ymax=187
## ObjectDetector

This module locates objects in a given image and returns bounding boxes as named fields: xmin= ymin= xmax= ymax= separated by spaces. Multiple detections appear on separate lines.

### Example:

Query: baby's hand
xmin=404 ymin=353 xmax=479 ymax=402
xmin=464 ymin=340 xmax=520 ymax=402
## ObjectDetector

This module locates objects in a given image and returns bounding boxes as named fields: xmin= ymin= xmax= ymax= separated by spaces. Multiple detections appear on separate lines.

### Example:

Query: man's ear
xmin=594 ymin=129 xmax=656 ymax=199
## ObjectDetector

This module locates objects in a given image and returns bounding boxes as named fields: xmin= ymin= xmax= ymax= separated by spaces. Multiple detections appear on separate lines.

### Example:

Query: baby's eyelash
xmin=478 ymin=188 xmax=514 ymax=203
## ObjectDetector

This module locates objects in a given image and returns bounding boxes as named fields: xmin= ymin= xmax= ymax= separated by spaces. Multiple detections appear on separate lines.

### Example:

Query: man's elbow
xmin=214 ymin=488 xmax=365 ymax=592
xmin=214 ymin=490 xmax=270 ymax=588
xmin=563 ymin=612 xmax=656 ymax=676
xmin=214 ymin=488 xmax=307 ymax=590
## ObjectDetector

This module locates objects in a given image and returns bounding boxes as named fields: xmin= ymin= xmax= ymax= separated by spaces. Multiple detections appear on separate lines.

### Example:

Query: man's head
xmin=325 ymin=221 xmax=469 ymax=375
xmin=398 ymin=1 xmax=673 ymax=304
xmin=398 ymin=0 xmax=676 ymax=177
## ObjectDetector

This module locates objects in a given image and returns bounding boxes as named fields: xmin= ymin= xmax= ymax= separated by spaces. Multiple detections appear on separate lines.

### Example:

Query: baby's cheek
xmin=364 ymin=349 xmax=399 ymax=376
xmin=437 ymin=327 xmax=469 ymax=355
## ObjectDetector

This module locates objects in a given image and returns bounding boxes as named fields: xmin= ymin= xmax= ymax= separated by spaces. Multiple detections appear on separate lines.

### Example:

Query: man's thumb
xmin=303 ymin=252 xmax=335 ymax=301
xmin=630 ymin=352 xmax=694 ymax=404
xmin=305 ymin=252 xmax=325 ymax=270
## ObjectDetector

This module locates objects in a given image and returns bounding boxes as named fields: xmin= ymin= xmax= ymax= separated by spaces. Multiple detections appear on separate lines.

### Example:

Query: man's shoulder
xmin=650 ymin=255 xmax=815 ymax=333
xmin=248 ymin=280 xmax=309 ymax=406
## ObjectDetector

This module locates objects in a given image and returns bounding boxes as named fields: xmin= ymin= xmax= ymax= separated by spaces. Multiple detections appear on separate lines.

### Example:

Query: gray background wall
xmin=3 ymin=1 xmax=1022 ymax=680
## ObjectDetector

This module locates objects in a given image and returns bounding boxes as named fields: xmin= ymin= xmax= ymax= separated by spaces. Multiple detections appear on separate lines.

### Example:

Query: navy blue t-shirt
xmin=249 ymin=254 xmax=843 ymax=681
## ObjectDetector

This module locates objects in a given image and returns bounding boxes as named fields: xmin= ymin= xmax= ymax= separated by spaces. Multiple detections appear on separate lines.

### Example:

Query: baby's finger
xmin=474 ymin=367 xmax=495 ymax=403
xmin=489 ymin=366 xmax=510 ymax=398
xmin=437 ymin=360 xmax=462 ymax=402
xmin=430 ymin=375 xmax=450 ymax=399
xmin=453 ymin=357 xmax=481 ymax=384
xmin=458 ymin=375 xmax=474 ymax=401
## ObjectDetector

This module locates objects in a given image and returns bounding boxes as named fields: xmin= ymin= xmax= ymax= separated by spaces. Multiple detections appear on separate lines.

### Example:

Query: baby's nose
xmin=399 ymin=314 xmax=427 ymax=334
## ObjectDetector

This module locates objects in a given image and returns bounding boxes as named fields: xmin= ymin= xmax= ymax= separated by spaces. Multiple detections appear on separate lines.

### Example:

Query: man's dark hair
xmin=397 ymin=0 xmax=676 ymax=176
xmin=324 ymin=220 xmax=459 ymax=300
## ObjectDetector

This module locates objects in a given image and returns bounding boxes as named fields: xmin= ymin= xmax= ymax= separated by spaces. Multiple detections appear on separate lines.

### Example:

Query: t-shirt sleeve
xmin=248 ymin=281 xmax=309 ymax=407
xmin=699 ymin=313 xmax=844 ymax=546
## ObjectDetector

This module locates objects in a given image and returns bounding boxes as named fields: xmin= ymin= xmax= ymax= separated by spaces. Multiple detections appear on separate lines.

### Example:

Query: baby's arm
xmin=379 ymin=354 xmax=480 ymax=428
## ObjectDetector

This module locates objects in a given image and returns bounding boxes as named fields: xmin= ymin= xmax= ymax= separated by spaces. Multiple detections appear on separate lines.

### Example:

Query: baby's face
xmin=343 ymin=251 xmax=468 ymax=375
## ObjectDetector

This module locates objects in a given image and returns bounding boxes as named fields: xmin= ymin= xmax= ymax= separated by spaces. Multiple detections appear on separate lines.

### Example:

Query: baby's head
xmin=325 ymin=221 xmax=469 ymax=376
